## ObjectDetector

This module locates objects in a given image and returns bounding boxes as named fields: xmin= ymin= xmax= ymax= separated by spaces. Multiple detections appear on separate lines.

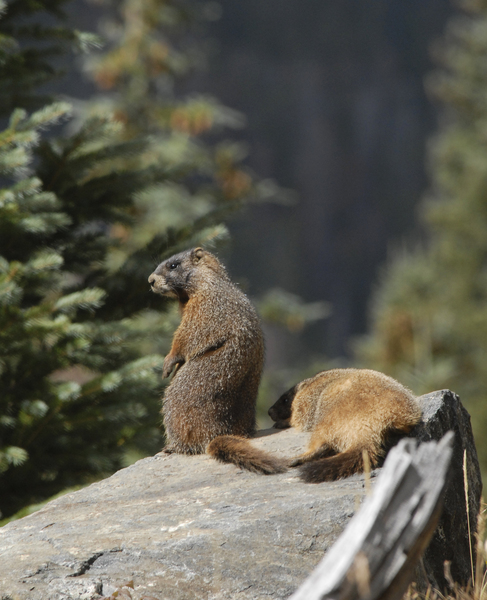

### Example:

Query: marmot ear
xmin=192 ymin=247 xmax=205 ymax=263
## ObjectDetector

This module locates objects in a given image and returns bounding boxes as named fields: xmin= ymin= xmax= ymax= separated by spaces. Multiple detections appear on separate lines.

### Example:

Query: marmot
xmin=268 ymin=368 xmax=421 ymax=483
xmin=148 ymin=247 xmax=286 ymax=474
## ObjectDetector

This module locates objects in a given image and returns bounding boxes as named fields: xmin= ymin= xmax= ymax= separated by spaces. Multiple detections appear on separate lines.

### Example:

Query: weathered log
xmin=290 ymin=432 xmax=454 ymax=600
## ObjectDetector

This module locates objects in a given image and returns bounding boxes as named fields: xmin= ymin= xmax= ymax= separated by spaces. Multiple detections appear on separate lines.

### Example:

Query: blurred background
xmin=198 ymin=0 xmax=452 ymax=360
xmin=2 ymin=0 xmax=486 ymax=520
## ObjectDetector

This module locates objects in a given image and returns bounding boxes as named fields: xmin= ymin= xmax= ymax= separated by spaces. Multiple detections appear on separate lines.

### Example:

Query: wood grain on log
xmin=290 ymin=432 xmax=455 ymax=600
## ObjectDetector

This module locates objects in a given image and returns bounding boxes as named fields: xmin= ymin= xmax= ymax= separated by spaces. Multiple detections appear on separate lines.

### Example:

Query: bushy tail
xmin=207 ymin=435 xmax=288 ymax=475
xmin=298 ymin=447 xmax=377 ymax=483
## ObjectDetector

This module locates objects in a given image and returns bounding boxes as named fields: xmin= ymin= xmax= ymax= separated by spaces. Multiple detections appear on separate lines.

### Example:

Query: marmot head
xmin=148 ymin=247 xmax=228 ymax=300
xmin=268 ymin=385 xmax=298 ymax=428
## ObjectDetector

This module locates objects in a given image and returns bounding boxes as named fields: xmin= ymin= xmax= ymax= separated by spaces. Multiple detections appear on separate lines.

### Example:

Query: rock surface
xmin=413 ymin=390 xmax=482 ymax=591
xmin=0 ymin=390 xmax=481 ymax=600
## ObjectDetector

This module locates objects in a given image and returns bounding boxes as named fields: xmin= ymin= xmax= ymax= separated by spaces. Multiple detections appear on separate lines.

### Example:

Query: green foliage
xmin=356 ymin=0 xmax=487 ymax=474
xmin=257 ymin=288 xmax=331 ymax=333
xmin=0 ymin=100 xmax=168 ymax=517
xmin=0 ymin=0 xmax=100 ymax=116
xmin=0 ymin=0 xmax=282 ymax=519
xmin=84 ymin=0 xmax=277 ymax=255
xmin=0 ymin=0 xmax=344 ymax=523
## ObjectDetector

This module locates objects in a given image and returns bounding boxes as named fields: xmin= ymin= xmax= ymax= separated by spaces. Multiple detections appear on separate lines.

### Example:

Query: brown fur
xmin=149 ymin=247 xmax=284 ymax=474
xmin=206 ymin=435 xmax=287 ymax=474
xmin=268 ymin=368 xmax=421 ymax=483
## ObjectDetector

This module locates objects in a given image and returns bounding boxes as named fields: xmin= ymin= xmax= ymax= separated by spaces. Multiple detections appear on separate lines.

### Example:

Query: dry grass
xmin=403 ymin=449 xmax=486 ymax=600
xmin=405 ymin=495 xmax=486 ymax=600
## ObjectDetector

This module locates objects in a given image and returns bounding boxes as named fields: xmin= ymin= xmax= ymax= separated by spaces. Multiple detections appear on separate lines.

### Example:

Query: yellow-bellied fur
xmin=268 ymin=368 xmax=421 ymax=482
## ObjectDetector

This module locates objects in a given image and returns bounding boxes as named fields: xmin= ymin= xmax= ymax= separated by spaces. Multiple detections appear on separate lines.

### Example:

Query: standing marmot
xmin=268 ymin=368 xmax=421 ymax=482
xmin=148 ymin=247 xmax=286 ymax=473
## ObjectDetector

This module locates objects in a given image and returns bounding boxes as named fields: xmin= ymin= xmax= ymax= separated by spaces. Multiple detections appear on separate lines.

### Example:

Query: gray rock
xmin=0 ymin=390 xmax=481 ymax=600
xmin=414 ymin=390 xmax=482 ymax=591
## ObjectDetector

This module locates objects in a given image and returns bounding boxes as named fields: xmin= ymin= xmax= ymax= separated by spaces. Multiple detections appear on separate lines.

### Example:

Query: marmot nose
xmin=148 ymin=274 xmax=156 ymax=285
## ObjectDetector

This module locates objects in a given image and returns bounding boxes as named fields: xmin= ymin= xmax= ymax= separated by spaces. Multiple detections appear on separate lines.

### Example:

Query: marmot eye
xmin=169 ymin=262 xmax=178 ymax=270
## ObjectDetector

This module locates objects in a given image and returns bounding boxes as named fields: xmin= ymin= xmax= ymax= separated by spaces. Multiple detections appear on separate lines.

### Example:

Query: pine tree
xmin=0 ymin=0 xmax=269 ymax=518
xmin=0 ymin=0 xmax=99 ymax=116
xmin=84 ymin=0 xmax=277 ymax=269
xmin=0 ymin=102 xmax=171 ymax=517
xmin=356 ymin=0 xmax=487 ymax=474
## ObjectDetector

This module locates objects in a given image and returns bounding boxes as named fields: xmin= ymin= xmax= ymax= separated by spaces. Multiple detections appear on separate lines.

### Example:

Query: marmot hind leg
xmin=298 ymin=446 xmax=381 ymax=483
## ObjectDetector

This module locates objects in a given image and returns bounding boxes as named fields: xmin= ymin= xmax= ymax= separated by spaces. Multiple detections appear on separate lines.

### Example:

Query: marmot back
xmin=268 ymin=368 xmax=421 ymax=482
xmin=149 ymin=248 xmax=286 ymax=474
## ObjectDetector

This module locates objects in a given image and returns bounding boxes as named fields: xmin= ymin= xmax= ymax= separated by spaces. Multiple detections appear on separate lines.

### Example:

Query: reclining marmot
xmin=268 ymin=368 xmax=421 ymax=482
